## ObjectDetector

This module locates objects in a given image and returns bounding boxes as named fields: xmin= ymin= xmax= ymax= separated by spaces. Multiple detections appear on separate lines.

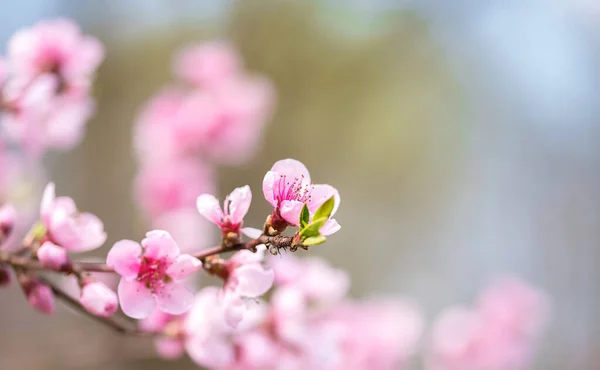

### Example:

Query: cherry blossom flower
xmin=173 ymin=41 xmax=241 ymax=87
xmin=7 ymin=18 xmax=103 ymax=89
xmin=135 ymin=159 xmax=214 ymax=221
xmin=196 ymin=185 xmax=253 ymax=236
xmin=106 ymin=230 xmax=201 ymax=319
xmin=37 ymin=241 xmax=69 ymax=270
xmin=263 ymin=159 xmax=341 ymax=234
xmin=40 ymin=183 xmax=106 ymax=252
xmin=21 ymin=277 xmax=55 ymax=315
xmin=79 ymin=281 xmax=118 ymax=317
xmin=220 ymin=245 xmax=274 ymax=327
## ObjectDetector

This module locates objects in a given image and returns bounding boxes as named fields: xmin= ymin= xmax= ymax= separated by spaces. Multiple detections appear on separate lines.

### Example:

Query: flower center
xmin=137 ymin=256 xmax=170 ymax=292
xmin=274 ymin=175 xmax=313 ymax=205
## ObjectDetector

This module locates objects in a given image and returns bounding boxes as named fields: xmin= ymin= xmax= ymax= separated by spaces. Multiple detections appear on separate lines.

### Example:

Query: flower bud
xmin=80 ymin=281 xmax=118 ymax=317
xmin=0 ymin=204 xmax=16 ymax=240
xmin=20 ymin=275 xmax=55 ymax=315
xmin=0 ymin=264 xmax=12 ymax=287
xmin=37 ymin=241 xmax=70 ymax=270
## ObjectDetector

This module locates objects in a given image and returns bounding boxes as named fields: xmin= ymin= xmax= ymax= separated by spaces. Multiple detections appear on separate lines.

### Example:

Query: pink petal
xmin=186 ymin=335 xmax=235 ymax=368
xmin=166 ymin=254 xmax=202 ymax=280
xmin=106 ymin=240 xmax=142 ymax=280
xmin=37 ymin=241 xmax=69 ymax=270
xmin=225 ymin=185 xmax=252 ymax=224
xmin=156 ymin=282 xmax=195 ymax=315
xmin=223 ymin=292 xmax=245 ymax=328
xmin=270 ymin=159 xmax=311 ymax=183
xmin=196 ymin=193 xmax=223 ymax=225
xmin=142 ymin=230 xmax=180 ymax=260
xmin=40 ymin=182 xmax=55 ymax=222
xmin=241 ymin=227 xmax=262 ymax=239
xmin=118 ymin=279 xmax=156 ymax=319
xmin=320 ymin=218 xmax=341 ymax=236
xmin=79 ymin=282 xmax=118 ymax=317
xmin=52 ymin=196 xmax=78 ymax=216
xmin=75 ymin=212 xmax=107 ymax=251
xmin=231 ymin=245 xmax=266 ymax=265
xmin=307 ymin=184 xmax=340 ymax=215
xmin=233 ymin=264 xmax=274 ymax=298
xmin=279 ymin=200 xmax=305 ymax=226
xmin=262 ymin=171 xmax=278 ymax=207
xmin=155 ymin=337 xmax=185 ymax=359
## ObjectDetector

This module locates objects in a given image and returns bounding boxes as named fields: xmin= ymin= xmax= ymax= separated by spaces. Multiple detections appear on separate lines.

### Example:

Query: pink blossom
xmin=37 ymin=241 xmax=69 ymax=270
xmin=79 ymin=281 xmax=118 ymax=317
xmin=40 ymin=183 xmax=106 ymax=252
xmin=173 ymin=41 xmax=242 ymax=87
xmin=135 ymin=159 xmax=214 ymax=221
xmin=106 ymin=230 xmax=202 ymax=319
xmin=22 ymin=277 xmax=55 ymax=315
xmin=0 ymin=203 xmax=16 ymax=240
xmin=154 ymin=209 xmax=214 ymax=254
xmin=262 ymin=159 xmax=341 ymax=234
xmin=7 ymin=18 xmax=103 ymax=88
xmin=196 ymin=185 xmax=252 ymax=236
xmin=221 ymin=245 xmax=274 ymax=327
xmin=428 ymin=277 xmax=549 ymax=370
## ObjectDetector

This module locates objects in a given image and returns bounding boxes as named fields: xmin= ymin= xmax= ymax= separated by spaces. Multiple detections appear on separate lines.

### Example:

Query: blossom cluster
xmin=0 ymin=18 xmax=551 ymax=370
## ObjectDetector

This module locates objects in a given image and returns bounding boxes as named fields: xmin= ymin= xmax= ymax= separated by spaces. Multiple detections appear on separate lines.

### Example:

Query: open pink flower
xmin=106 ymin=230 xmax=201 ymax=319
xmin=79 ymin=281 xmax=118 ymax=317
xmin=196 ymin=185 xmax=253 ymax=236
xmin=221 ymin=245 xmax=274 ymax=327
xmin=173 ymin=41 xmax=241 ymax=87
xmin=7 ymin=18 xmax=103 ymax=88
xmin=40 ymin=183 xmax=106 ymax=252
xmin=263 ymin=159 xmax=341 ymax=235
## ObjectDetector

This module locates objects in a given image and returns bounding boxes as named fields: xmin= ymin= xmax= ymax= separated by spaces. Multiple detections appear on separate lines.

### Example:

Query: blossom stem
xmin=36 ymin=275 xmax=146 ymax=336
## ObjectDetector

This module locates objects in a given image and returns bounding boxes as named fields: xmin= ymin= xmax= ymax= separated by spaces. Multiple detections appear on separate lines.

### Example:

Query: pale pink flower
xmin=196 ymin=185 xmax=253 ymax=236
xmin=106 ymin=230 xmax=202 ymax=319
xmin=0 ymin=203 xmax=16 ymax=240
xmin=7 ymin=18 xmax=103 ymax=88
xmin=22 ymin=278 xmax=55 ymax=315
xmin=135 ymin=159 xmax=215 ymax=221
xmin=37 ymin=241 xmax=69 ymax=270
xmin=262 ymin=159 xmax=341 ymax=234
xmin=221 ymin=245 xmax=274 ymax=327
xmin=79 ymin=281 xmax=118 ymax=317
xmin=193 ymin=76 xmax=275 ymax=164
xmin=40 ymin=183 xmax=106 ymax=252
xmin=173 ymin=41 xmax=242 ymax=87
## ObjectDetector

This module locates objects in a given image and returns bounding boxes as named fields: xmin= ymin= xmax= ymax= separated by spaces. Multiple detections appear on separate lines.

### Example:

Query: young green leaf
xmin=299 ymin=203 xmax=310 ymax=229
xmin=313 ymin=196 xmax=335 ymax=223
xmin=299 ymin=218 xmax=327 ymax=239
xmin=302 ymin=234 xmax=327 ymax=247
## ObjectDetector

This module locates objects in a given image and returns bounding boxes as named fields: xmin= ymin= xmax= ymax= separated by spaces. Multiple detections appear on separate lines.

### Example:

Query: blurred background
xmin=1 ymin=0 xmax=599 ymax=369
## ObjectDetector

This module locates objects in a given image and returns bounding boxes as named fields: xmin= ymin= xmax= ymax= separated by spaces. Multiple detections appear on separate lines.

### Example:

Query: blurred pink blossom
xmin=173 ymin=41 xmax=242 ymax=87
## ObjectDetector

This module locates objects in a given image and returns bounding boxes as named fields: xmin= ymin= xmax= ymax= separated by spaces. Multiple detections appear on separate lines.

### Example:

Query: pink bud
xmin=22 ymin=278 xmax=55 ymax=315
xmin=0 ymin=204 xmax=16 ymax=240
xmin=0 ymin=264 xmax=12 ymax=286
xmin=37 ymin=241 xmax=70 ymax=270
xmin=80 ymin=281 xmax=118 ymax=317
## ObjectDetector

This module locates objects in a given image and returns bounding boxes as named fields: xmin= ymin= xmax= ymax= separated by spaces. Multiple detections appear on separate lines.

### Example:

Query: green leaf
xmin=302 ymin=235 xmax=327 ymax=247
xmin=313 ymin=196 xmax=335 ymax=223
xmin=299 ymin=203 xmax=310 ymax=229
xmin=299 ymin=218 xmax=327 ymax=239
xmin=31 ymin=222 xmax=47 ymax=240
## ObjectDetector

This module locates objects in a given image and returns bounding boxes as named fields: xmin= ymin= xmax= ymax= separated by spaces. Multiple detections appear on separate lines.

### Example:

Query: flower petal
xmin=186 ymin=334 xmax=235 ymax=368
xmin=279 ymin=200 xmax=305 ymax=226
xmin=270 ymin=159 xmax=311 ymax=184
xmin=262 ymin=171 xmax=278 ymax=207
xmin=118 ymin=279 xmax=156 ymax=319
xmin=40 ymin=182 xmax=55 ymax=222
xmin=307 ymin=184 xmax=340 ymax=215
xmin=223 ymin=291 xmax=245 ymax=328
xmin=75 ymin=212 xmax=106 ymax=252
xmin=156 ymin=282 xmax=195 ymax=315
xmin=231 ymin=245 xmax=265 ymax=265
xmin=233 ymin=264 xmax=274 ymax=298
xmin=225 ymin=185 xmax=251 ymax=224
xmin=241 ymin=227 xmax=262 ymax=239
xmin=155 ymin=337 xmax=185 ymax=359
xmin=167 ymin=254 xmax=202 ymax=280
xmin=142 ymin=230 xmax=180 ymax=260
xmin=196 ymin=193 xmax=223 ymax=225
xmin=106 ymin=240 xmax=142 ymax=280
xmin=320 ymin=218 xmax=341 ymax=236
